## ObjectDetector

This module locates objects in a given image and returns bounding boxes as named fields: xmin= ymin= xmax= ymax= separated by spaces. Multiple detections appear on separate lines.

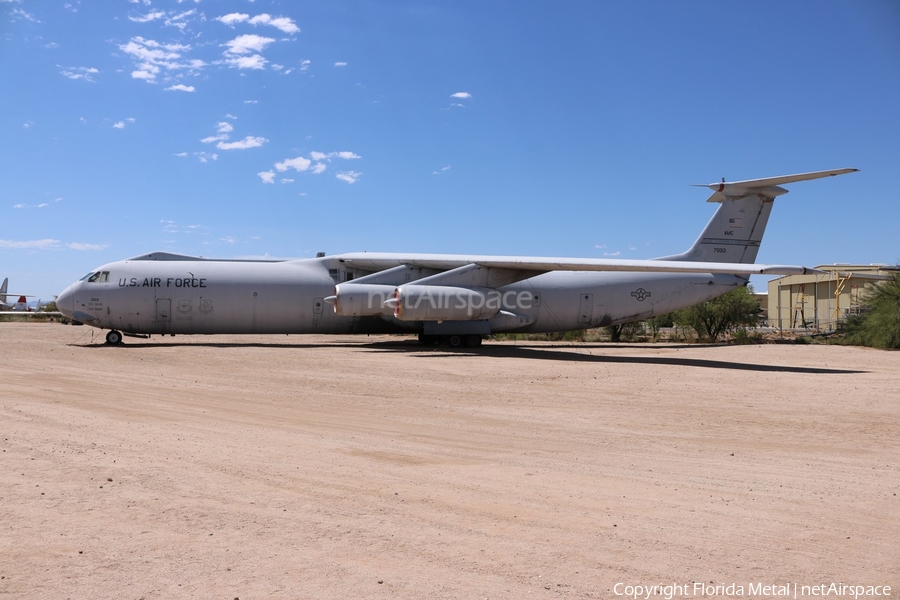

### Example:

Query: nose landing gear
xmin=105 ymin=330 xmax=123 ymax=345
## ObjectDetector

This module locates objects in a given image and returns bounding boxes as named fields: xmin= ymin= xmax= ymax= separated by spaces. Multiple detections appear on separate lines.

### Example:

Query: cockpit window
xmin=79 ymin=271 xmax=98 ymax=282
xmin=85 ymin=271 xmax=110 ymax=283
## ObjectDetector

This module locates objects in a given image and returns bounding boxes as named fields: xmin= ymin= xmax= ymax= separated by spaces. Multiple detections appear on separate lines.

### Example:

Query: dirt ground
xmin=1 ymin=322 xmax=897 ymax=599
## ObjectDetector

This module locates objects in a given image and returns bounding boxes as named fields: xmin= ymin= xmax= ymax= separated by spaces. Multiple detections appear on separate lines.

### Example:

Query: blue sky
xmin=2 ymin=0 xmax=899 ymax=301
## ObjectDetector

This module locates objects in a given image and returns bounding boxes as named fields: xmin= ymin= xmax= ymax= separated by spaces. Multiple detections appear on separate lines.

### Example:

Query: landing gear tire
xmin=464 ymin=334 xmax=483 ymax=348
xmin=447 ymin=335 xmax=463 ymax=348
xmin=105 ymin=330 xmax=123 ymax=345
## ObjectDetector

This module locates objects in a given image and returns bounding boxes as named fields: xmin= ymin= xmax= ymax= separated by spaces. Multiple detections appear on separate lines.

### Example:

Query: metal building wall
xmin=768 ymin=266 xmax=884 ymax=332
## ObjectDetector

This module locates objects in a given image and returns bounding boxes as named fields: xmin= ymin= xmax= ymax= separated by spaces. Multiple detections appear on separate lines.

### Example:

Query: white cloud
xmin=310 ymin=151 xmax=360 ymax=161
xmin=225 ymin=54 xmax=267 ymax=70
xmin=280 ymin=178 xmax=294 ymax=184
xmin=275 ymin=156 xmax=311 ymax=172
xmin=224 ymin=34 xmax=275 ymax=55
xmin=129 ymin=10 xmax=165 ymax=22
xmin=195 ymin=152 xmax=218 ymax=163
xmin=299 ymin=59 xmax=310 ymax=71
xmin=250 ymin=14 xmax=300 ymax=34
xmin=0 ymin=239 xmax=60 ymax=249
xmin=119 ymin=36 xmax=200 ymax=83
xmin=113 ymin=121 xmax=125 ymax=129
xmin=10 ymin=7 xmax=39 ymax=22
xmin=335 ymin=171 xmax=361 ymax=184
xmin=432 ymin=165 xmax=451 ymax=175
xmin=200 ymin=121 xmax=235 ymax=143
xmin=258 ymin=170 xmax=275 ymax=184
xmin=603 ymin=251 xmax=621 ymax=257
xmin=174 ymin=152 xmax=188 ymax=157
xmin=220 ymin=236 xmax=237 ymax=244
xmin=334 ymin=61 xmax=347 ymax=67
xmin=131 ymin=67 xmax=158 ymax=80
xmin=216 ymin=12 xmax=299 ymax=34
xmin=224 ymin=114 xmax=238 ymax=120
xmin=216 ymin=13 xmax=250 ymax=26
xmin=243 ymin=100 xmax=258 ymax=104
xmin=165 ymin=9 xmax=195 ymax=30
xmin=216 ymin=136 xmax=267 ymax=150
xmin=451 ymin=92 xmax=472 ymax=99
xmin=68 ymin=242 xmax=108 ymax=251
xmin=165 ymin=83 xmax=195 ymax=92
xmin=266 ymin=151 xmax=361 ymax=182
xmin=60 ymin=66 xmax=99 ymax=82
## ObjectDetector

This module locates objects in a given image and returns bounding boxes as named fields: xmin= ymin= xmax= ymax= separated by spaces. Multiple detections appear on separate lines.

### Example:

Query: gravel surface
xmin=1 ymin=323 xmax=898 ymax=599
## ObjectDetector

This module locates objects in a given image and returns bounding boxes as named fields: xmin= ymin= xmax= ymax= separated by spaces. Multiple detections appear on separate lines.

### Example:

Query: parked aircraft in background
xmin=0 ymin=278 xmax=62 ymax=317
xmin=0 ymin=278 xmax=35 ymax=313
xmin=55 ymin=168 xmax=857 ymax=346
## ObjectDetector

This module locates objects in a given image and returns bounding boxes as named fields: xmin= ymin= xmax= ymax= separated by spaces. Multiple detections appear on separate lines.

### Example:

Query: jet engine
xmin=383 ymin=285 xmax=501 ymax=321
xmin=326 ymin=283 xmax=397 ymax=316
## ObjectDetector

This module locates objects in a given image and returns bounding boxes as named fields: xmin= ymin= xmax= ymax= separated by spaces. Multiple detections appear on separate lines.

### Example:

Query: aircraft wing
xmin=0 ymin=311 xmax=62 ymax=316
xmin=336 ymin=253 xmax=820 ymax=276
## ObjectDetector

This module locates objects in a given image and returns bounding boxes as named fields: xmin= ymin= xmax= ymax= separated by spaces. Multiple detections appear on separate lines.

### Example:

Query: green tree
xmin=673 ymin=285 xmax=761 ymax=342
xmin=838 ymin=275 xmax=900 ymax=349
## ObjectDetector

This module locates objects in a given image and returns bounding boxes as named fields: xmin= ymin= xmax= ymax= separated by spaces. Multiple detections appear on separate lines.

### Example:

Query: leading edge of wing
xmin=336 ymin=253 xmax=820 ymax=276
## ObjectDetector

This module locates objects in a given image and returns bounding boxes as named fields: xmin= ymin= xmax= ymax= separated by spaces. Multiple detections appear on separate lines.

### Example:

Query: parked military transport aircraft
xmin=56 ymin=168 xmax=857 ymax=346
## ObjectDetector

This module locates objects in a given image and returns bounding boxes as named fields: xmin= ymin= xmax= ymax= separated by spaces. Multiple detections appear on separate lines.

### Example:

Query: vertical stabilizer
xmin=662 ymin=168 xmax=858 ymax=264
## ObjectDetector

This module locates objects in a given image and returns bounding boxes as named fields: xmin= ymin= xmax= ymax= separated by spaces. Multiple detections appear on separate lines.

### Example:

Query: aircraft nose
xmin=56 ymin=284 xmax=76 ymax=319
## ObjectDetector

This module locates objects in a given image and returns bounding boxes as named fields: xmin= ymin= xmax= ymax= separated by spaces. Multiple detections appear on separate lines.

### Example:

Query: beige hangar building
xmin=765 ymin=264 xmax=895 ymax=332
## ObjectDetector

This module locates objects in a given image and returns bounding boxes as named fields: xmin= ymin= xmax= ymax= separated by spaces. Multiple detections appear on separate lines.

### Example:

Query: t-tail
xmin=662 ymin=168 xmax=858 ymax=264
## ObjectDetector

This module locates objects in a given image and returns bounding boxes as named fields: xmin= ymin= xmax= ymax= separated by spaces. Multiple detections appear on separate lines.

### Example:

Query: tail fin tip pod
xmin=667 ymin=168 xmax=859 ymax=264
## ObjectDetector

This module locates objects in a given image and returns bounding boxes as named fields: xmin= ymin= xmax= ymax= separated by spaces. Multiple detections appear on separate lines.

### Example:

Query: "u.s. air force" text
xmin=118 ymin=277 xmax=207 ymax=288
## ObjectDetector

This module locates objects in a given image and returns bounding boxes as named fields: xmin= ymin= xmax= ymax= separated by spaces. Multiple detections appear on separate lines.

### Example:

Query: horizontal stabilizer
xmin=693 ymin=168 xmax=859 ymax=202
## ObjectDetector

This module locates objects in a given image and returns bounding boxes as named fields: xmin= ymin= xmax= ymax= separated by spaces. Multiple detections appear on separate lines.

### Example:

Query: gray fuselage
xmin=56 ymin=254 xmax=742 ymax=336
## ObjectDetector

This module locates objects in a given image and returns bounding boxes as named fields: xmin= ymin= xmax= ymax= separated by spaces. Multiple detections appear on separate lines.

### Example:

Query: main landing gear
xmin=418 ymin=333 xmax=483 ymax=348
xmin=105 ymin=330 xmax=123 ymax=345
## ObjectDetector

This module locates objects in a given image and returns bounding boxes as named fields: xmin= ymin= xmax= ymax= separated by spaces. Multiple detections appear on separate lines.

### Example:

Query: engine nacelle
xmin=385 ymin=285 xmax=501 ymax=321
xmin=329 ymin=283 xmax=397 ymax=316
